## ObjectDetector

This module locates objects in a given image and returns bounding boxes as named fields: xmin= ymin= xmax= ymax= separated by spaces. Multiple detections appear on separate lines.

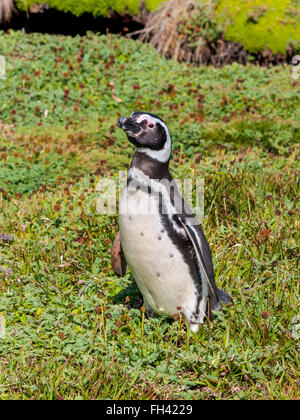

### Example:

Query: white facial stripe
xmin=136 ymin=114 xmax=152 ymax=124
xmin=133 ymin=114 xmax=171 ymax=163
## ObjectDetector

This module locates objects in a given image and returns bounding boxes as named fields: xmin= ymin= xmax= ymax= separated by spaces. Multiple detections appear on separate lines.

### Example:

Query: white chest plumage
xmin=119 ymin=168 xmax=208 ymax=328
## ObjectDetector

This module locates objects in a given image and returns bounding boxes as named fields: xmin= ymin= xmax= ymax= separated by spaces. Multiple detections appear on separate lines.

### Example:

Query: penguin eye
xmin=148 ymin=123 xmax=154 ymax=129
xmin=139 ymin=119 xmax=148 ymax=129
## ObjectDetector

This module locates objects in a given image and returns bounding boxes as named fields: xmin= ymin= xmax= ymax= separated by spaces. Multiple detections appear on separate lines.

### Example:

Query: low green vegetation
xmin=0 ymin=31 xmax=299 ymax=399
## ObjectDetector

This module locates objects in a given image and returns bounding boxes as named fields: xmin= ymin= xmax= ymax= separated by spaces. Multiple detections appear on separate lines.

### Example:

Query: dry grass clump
xmin=133 ymin=0 xmax=209 ymax=64
xmin=133 ymin=0 xmax=296 ymax=66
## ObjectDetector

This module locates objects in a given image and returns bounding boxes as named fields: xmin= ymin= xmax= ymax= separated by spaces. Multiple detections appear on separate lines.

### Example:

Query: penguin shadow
xmin=112 ymin=278 xmax=144 ymax=310
xmin=112 ymin=277 xmax=174 ymax=325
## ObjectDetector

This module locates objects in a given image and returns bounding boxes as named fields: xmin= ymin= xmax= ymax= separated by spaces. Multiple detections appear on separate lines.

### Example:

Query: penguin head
xmin=116 ymin=112 xmax=171 ymax=163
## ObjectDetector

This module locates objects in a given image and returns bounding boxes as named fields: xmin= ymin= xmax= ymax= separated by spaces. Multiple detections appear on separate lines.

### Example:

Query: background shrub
xmin=13 ymin=1 xmax=300 ymax=55
xmin=216 ymin=0 xmax=300 ymax=54
xmin=15 ymin=0 xmax=167 ymax=17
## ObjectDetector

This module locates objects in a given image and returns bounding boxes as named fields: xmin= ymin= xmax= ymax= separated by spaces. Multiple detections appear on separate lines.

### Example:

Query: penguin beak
xmin=116 ymin=117 xmax=127 ymax=129
xmin=116 ymin=117 xmax=141 ymax=134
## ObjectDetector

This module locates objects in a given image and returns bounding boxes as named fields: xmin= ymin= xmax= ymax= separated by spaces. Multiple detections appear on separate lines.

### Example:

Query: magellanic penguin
xmin=112 ymin=112 xmax=232 ymax=332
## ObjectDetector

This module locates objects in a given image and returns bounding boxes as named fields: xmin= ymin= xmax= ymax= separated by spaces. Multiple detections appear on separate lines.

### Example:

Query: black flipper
xmin=193 ymin=223 xmax=232 ymax=310
xmin=174 ymin=214 xmax=232 ymax=311
xmin=175 ymin=215 xmax=217 ymax=298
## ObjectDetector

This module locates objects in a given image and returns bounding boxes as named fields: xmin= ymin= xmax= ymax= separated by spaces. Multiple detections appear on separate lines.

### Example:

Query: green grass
xmin=0 ymin=31 xmax=299 ymax=399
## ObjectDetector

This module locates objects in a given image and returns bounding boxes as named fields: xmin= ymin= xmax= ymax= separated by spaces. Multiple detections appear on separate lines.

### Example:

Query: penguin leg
xmin=183 ymin=299 xmax=206 ymax=334
xmin=111 ymin=232 xmax=127 ymax=277
xmin=187 ymin=311 xmax=206 ymax=333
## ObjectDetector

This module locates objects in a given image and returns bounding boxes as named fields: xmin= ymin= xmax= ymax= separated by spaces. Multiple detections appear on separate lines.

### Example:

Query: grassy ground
xmin=0 ymin=31 xmax=299 ymax=399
